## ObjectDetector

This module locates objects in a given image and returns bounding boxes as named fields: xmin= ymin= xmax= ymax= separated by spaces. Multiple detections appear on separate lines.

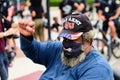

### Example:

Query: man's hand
xmin=19 ymin=19 xmax=35 ymax=37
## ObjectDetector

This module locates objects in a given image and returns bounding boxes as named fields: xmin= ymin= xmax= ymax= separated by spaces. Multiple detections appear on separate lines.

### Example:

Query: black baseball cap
xmin=59 ymin=13 xmax=93 ymax=40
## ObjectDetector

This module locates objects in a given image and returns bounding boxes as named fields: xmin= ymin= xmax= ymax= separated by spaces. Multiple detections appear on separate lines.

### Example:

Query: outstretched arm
xmin=19 ymin=19 xmax=35 ymax=37
xmin=19 ymin=19 xmax=62 ymax=67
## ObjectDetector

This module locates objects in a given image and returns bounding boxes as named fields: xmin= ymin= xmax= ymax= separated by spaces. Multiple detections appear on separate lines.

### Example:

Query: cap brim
xmin=59 ymin=29 xmax=83 ymax=40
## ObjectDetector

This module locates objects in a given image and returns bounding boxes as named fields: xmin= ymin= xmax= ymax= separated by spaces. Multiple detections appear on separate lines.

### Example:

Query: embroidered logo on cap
xmin=63 ymin=17 xmax=82 ymax=26
xmin=64 ymin=22 xmax=74 ymax=29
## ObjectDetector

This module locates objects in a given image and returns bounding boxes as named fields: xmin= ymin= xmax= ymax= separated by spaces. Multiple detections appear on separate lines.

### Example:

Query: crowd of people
xmin=0 ymin=0 xmax=120 ymax=80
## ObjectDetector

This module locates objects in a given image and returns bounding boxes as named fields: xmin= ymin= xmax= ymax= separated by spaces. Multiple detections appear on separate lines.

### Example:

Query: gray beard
xmin=61 ymin=52 xmax=86 ymax=67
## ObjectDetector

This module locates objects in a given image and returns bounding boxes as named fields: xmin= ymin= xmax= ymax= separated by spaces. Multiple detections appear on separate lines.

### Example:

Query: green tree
xmin=50 ymin=0 xmax=62 ymax=6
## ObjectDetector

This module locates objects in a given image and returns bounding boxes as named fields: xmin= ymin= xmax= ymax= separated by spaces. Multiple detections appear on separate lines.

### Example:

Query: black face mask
xmin=62 ymin=39 xmax=84 ymax=58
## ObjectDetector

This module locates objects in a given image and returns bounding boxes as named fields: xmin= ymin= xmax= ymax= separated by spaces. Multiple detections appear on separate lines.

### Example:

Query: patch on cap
xmin=59 ymin=13 xmax=93 ymax=40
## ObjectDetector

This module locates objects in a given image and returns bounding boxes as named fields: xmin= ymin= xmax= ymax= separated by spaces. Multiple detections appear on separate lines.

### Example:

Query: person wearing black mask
xmin=19 ymin=13 xmax=114 ymax=80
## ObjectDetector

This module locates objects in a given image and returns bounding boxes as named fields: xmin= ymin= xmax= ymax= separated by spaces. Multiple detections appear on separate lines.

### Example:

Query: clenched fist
xmin=19 ymin=19 xmax=35 ymax=37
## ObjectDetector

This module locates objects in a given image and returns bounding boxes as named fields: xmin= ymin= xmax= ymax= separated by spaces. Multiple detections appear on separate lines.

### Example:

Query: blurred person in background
xmin=59 ymin=0 xmax=87 ymax=19
xmin=73 ymin=0 xmax=87 ymax=14
xmin=11 ymin=0 xmax=26 ymax=22
xmin=29 ymin=0 xmax=45 ymax=41
xmin=0 ymin=0 xmax=19 ymax=67
xmin=0 ymin=0 xmax=18 ymax=78
xmin=51 ymin=17 xmax=61 ymax=33
xmin=59 ymin=0 xmax=76 ymax=19
xmin=51 ymin=17 xmax=62 ymax=41
xmin=95 ymin=0 xmax=120 ymax=45
xmin=94 ymin=1 xmax=120 ymax=79
xmin=0 ymin=0 xmax=13 ymax=21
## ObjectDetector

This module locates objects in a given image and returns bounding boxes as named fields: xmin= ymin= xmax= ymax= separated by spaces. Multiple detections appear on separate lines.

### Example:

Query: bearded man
xmin=19 ymin=13 xmax=114 ymax=80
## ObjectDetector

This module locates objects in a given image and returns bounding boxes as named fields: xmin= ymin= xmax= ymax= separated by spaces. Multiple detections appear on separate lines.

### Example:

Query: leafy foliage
xmin=50 ymin=0 xmax=62 ymax=6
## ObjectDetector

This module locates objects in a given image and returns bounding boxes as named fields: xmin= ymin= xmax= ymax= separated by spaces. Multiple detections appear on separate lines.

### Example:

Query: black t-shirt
xmin=29 ymin=6 xmax=44 ymax=19
xmin=59 ymin=0 xmax=87 ymax=18
xmin=99 ymin=0 xmax=119 ymax=18
xmin=59 ymin=0 xmax=75 ymax=18
xmin=51 ymin=23 xmax=61 ymax=32
xmin=0 ymin=0 xmax=10 ymax=17
xmin=30 ymin=0 xmax=42 ymax=7
xmin=0 ymin=14 xmax=12 ymax=30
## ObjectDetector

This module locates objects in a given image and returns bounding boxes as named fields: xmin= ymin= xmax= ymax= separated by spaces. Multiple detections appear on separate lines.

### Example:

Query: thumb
xmin=26 ymin=26 xmax=35 ymax=34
